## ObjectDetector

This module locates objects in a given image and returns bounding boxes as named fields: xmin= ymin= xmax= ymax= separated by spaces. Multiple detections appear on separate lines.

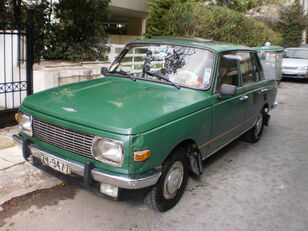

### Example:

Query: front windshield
xmin=109 ymin=44 xmax=214 ymax=89
xmin=284 ymin=49 xmax=308 ymax=59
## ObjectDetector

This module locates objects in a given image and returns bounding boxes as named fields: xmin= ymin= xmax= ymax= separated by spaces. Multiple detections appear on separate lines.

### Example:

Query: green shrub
xmin=43 ymin=0 xmax=110 ymax=61
xmin=0 ymin=0 xmax=51 ymax=62
xmin=145 ymin=0 xmax=202 ymax=38
xmin=275 ymin=1 xmax=307 ymax=47
xmin=0 ymin=0 xmax=110 ymax=62
xmin=166 ymin=3 xmax=282 ymax=46
xmin=212 ymin=0 xmax=283 ymax=13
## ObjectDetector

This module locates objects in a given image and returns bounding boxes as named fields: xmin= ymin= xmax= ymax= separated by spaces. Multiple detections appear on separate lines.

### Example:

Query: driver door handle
xmin=240 ymin=95 xmax=249 ymax=101
xmin=260 ymin=88 xmax=268 ymax=93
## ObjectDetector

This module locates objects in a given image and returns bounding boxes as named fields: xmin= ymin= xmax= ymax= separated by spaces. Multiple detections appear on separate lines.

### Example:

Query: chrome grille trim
xmin=33 ymin=118 xmax=94 ymax=159
xmin=283 ymin=66 xmax=298 ymax=70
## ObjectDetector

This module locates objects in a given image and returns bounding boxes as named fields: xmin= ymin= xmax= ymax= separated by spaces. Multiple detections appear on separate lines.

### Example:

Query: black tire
xmin=243 ymin=110 xmax=265 ymax=143
xmin=144 ymin=147 xmax=189 ymax=212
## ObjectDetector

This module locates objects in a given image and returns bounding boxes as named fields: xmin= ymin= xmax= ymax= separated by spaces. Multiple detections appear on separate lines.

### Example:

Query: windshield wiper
xmin=109 ymin=70 xmax=136 ymax=81
xmin=145 ymin=71 xmax=180 ymax=89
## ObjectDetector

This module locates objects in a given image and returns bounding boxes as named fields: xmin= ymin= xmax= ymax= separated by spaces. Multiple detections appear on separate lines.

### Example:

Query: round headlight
xmin=92 ymin=137 xmax=124 ymax=166
xmin=18 ymin=113 xmax=33 ymax=137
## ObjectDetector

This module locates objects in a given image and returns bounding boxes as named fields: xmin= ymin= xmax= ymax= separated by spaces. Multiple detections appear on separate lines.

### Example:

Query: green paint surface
xmin=19 ymin=38 xmax=278 ymax=177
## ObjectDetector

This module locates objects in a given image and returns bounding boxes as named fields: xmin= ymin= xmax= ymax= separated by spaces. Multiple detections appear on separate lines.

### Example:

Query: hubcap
xmin=163 ymin=161 xmax=184 ymax=200
xmin=255 ymin=113 xmax=263 ymax=137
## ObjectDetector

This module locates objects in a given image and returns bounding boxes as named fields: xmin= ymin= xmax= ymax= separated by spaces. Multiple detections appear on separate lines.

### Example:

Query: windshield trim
xmin=109 ymin=42 xmax=216 ymax=91
xmin=106 ymin=73 xmax=212 ymax=91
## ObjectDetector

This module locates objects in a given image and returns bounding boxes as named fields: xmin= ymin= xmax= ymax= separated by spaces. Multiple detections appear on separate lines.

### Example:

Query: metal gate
xmin=0 ymin=10 xmax=33 ymax=128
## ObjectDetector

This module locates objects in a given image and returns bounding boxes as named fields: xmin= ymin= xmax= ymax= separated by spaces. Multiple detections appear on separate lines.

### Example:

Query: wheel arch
xmin=262 ymin=103 xmax=271 ymax=126
xmin=263 ymin=103 xmax=269 ymax=113
xmin=163 ymin=138 xmax=203 ymax=175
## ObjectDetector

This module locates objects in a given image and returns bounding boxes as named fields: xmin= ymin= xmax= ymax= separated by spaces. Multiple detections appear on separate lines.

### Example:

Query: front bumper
xmin=12 ymin=134 xmax=161 ymax=191
xmin=282 ymin=71 xmax=308 ymax=79
xmin=271 ymin=101 xmax=279 ymax=109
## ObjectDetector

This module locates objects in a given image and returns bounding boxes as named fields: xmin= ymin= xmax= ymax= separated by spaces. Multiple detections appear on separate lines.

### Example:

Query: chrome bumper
xmin=282 ymin=73 xmax=308 ymax=79
xmin=12 ymin=134 xmax=161 ymax=190
xmin=272 ymin=101 xmax=278 ymax=109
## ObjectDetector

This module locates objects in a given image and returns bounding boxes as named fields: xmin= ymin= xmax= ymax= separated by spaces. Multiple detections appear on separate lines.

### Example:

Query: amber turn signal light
xmin=15 ymin=113 xmax=19 ymax=122
xmin=134 ymin=150 xmax=151 ymax=162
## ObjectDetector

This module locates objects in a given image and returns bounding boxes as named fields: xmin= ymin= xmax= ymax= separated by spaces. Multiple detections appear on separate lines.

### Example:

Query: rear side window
xmin=216 ymin=53 xmax=240 ymax=92
xmin=238 ymin=52 xmax=259 ymax=85
xmin=252 ymin=53 xmax=265 ymax=80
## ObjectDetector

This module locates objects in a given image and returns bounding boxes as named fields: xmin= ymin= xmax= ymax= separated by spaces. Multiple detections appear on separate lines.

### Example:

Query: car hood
xmin=22 ymin=76 xmax=212 ymax=135
xmin=282 ymin=58 xmax=308 ymax=67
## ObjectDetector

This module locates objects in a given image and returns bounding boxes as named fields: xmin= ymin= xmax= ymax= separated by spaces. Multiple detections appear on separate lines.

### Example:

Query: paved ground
xmin=0 ymin=80 xmax=307 ymax=231
xmin=0 ymin=125 xmax=62 ymax=207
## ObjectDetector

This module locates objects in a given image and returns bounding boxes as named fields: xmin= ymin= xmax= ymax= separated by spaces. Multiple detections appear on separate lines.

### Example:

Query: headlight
xmin=91 ymin=137 xmax=124 ymax=166
xmin=18 ymin=112 xmax=33 ymax=137
xmin=296 ymin=66 xmax=308 ymax=71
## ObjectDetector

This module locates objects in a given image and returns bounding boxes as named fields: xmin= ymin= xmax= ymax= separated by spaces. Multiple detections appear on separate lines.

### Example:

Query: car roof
xmin=253 ymin=46 xmax=284 ymax=52
xmin=286 ymin=47 xmax=308 ymax=50
xmin=127 ymin=37 xmax=252 ymax=53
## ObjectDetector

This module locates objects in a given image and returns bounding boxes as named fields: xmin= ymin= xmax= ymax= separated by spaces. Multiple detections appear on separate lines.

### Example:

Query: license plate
xmin=41 ymin=154 xmax=70 ymax=175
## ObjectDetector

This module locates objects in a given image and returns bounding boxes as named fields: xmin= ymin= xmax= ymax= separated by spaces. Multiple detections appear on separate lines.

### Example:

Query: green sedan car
xmin=13 ymin=37 xmax=278 ymax=212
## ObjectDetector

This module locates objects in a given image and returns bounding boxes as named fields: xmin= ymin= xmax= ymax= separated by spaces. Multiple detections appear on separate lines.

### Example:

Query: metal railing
xmin=0 ymin=10 xmax=34 ymax=128
xmin=106 ymin=44 xmax=164 ymax=72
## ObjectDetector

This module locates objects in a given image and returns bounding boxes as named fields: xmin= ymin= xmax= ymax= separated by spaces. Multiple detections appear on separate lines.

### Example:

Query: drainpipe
xmin=300 ymin=0 xmax=308 ymax=44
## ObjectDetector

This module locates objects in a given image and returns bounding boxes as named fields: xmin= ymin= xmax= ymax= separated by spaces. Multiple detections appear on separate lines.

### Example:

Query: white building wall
xmin=0 ymin=32 xmax=27 ymax=109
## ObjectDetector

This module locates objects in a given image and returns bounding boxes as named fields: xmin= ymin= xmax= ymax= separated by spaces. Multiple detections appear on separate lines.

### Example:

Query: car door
xmin=237 ymin=52 xmax=268 ymax=130
xmin=207 ymin=52 xmax=247 ymax=156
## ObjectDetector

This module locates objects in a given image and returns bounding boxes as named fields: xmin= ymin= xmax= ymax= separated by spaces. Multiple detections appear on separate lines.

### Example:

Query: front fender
xmin=128 ymin=106 xmax=212 ymax=174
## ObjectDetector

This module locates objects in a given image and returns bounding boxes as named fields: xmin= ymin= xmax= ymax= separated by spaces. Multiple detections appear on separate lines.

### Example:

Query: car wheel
xmin=144 ymin=147 xmax=189 ymax=212
xmin=243 ymin=110 xmax=265 ymax=143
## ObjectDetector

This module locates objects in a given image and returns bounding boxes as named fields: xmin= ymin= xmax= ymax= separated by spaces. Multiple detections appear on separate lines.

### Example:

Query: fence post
xmin=26 ymin=9 xmax=34 ymax=96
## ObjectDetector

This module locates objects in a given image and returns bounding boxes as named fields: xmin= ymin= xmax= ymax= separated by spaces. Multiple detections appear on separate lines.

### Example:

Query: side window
xmin=216 ymin=54 xmax=240 ymax=92
xmin=252 ymin=52 xmax=265 ymax=80
xmin=238 ymin=52 xmax=259 ymax=85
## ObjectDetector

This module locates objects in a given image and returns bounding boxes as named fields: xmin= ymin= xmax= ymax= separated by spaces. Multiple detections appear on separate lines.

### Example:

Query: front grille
xmin=33 ymin=118 xmax=94 ymax=159
xmin=283 ymin=66 xmax=298 ymax=70
xmin=282 ymin=74 xmax=306 ymax=78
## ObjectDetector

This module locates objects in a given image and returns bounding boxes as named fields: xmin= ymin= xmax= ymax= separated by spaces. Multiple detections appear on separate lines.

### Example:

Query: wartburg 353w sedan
xmin=13 ymin=37 xmax=278 ymax=212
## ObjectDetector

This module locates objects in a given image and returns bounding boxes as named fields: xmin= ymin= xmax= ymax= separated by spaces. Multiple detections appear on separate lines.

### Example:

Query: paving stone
xmin=0 ymin=125 xmax=18 ymax=137
xmin=0 ymin=146 xmax=24 ymax=164
xmin=0 ymin=158 xmax=15 ymax=170
xmin=0 ymin=126 xmax=61 ymax=207
xmin=0 ymin=161 xmax=62 ymax=205
xmin=0 ymin=136 xmax=14 ymax=149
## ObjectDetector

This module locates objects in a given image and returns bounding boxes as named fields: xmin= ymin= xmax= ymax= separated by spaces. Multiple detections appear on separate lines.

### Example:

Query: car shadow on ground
xmin=125 ymin=138 xmax=245 ymax=209
xmin=281 ymin=78 xmax=308 ymax=84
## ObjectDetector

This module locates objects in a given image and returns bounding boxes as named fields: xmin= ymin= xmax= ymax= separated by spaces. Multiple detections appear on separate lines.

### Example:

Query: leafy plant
xmin=166 ymin=3 xmax=282 ymax=46
xmin=43 ymin=0 xmax=110 ymax=61
xmin=0 ymin=0 xmax=51 ymax=62
xmin=211 ymin=0 xmax=283 ymax=13
xmin=275 ymin=0 xmax=308 ymax=47
xmin=145 ymin=0 xmax=202 ymax=38
xmin=0 ymin=0 xmax=110 ymax=62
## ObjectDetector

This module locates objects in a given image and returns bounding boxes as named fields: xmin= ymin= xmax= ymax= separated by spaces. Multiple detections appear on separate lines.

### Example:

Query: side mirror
xmin=101 ymin=67 xmax=108 ymax=76
xmin=220 ymin=84 xmax=237 ymax=96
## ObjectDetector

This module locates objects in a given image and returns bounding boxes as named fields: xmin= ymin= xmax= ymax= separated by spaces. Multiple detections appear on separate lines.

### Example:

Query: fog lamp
xmin=99 ymin=183 xmax=119 ymax=198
